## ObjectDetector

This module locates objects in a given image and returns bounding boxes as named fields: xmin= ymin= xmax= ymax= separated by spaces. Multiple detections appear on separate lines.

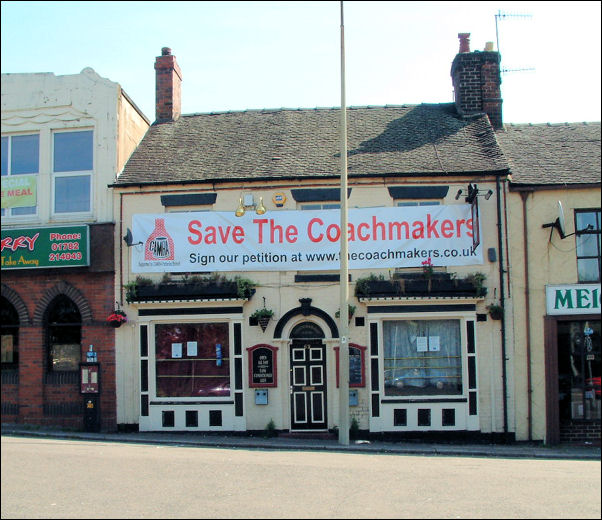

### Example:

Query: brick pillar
xmin=154 ymin=47 xmax=182 ymax=123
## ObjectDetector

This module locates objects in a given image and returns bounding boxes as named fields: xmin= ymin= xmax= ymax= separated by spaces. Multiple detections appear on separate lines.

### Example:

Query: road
xmin=1 ymin=435 xmax=600 ymax=519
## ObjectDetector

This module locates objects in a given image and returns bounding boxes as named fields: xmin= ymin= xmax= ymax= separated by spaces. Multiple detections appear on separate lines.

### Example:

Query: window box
xmin=355 ymin=273 xmax=487 ymax=298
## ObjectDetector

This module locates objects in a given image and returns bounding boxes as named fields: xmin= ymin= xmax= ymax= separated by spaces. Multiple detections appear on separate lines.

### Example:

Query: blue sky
xmin=1 ymin=1 xmax=600 ymax=124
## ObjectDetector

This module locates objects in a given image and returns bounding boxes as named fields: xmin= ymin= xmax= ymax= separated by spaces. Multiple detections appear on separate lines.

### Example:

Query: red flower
xmin=107 ymin=311 xmax=127 ymax=324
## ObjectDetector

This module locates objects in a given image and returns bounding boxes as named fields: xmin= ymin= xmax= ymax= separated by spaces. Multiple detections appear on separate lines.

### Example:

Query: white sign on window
xmin=429 ymin=336 xmax=440 ymax=352
xmin=186 ymin=341 xmax=198 ymax=357
xmin=171 ymin=343 xmax=182 ymax=358
xmin=416 ymin=337 xmax=428 ymax=352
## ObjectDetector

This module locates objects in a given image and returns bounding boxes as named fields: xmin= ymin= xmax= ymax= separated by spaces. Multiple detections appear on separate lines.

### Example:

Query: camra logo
xmin=145 ymin=218 xmax=175 ymax=261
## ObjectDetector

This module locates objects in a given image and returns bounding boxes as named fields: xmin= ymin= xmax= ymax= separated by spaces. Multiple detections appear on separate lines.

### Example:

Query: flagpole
xmin=338 ymin=0 xmax=350 ymax=446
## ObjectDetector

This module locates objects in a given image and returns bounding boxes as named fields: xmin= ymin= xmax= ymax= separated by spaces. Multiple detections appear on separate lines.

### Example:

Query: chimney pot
xmin=458 ymin=33 xmax=471 ymax=53
xmin=484 ymin=42 xmax=494 ymax=52
xmin=162 ymin=47 xmax=172 ymax=56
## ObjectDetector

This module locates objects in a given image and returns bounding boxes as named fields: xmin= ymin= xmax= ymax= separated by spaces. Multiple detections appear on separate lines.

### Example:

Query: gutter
xmin=496 ymin=176 xmax=509 ymax=437
xmin=520 ymin=190 xmax=534 ymax=441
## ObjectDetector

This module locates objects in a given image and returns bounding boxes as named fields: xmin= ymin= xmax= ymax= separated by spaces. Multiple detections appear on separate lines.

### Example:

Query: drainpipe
xmin=496 ymin=176 xmax=509 ymax=437
xmin=520 ymin=190 xmax=533 ymax=441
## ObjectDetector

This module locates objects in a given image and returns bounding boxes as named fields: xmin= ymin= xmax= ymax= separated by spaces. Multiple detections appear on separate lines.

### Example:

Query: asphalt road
xmin=1 ymin=436 xmax=600 ymax=519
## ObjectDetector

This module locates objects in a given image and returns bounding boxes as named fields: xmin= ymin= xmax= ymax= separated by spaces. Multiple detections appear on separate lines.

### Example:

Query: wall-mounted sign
xmin=272 ymin=192 xmax=286 ymax=207
xmin=247 ymin=344 xmax=278 ymax=387
xmin=546 ymin=284 xmax=601 ymax=315
xmin=1 ymin=225 xmax=89 ymax=270
xmin=335 ymin=343 xmax=367 ymax=388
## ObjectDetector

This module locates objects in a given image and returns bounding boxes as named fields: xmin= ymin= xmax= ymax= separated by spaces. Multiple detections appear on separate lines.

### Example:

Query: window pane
xmin=155 ymin=323 xmax=230 ymax=398
xmin=53 ymin=131 xmax=93 ymax=172
xmin=54 ymin=175 xmax=90 ymax=213
xmin=11 ymin=134 xmax=39 ymax=174
xmin=383 ymin=320 xmax=462 ymax=396
xmin=50 ymin=343 xmax=80 ymax=371
xmin=576 ymin=211 xmax=600 ymax=233
xmin=1 ymin=137 xmax=7 ymax=175
xmin=578 ymin=258 xmax=601 ymax=282
xmin=576 ymin=233 xmax=599 ymax=257
xmin=11 ymin=205 xmax=36 ymax=216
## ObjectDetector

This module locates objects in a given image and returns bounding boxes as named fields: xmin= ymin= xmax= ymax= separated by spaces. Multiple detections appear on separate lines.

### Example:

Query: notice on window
xmin=186 ymin=341 xmax=198 ymax=357
xmin=171 ymin=343 xmax=182 ymax=358
xmin=416 ymin=337 xmax=428 ymax=352
xmin=429 ymin=336 xmax=440 ymax=352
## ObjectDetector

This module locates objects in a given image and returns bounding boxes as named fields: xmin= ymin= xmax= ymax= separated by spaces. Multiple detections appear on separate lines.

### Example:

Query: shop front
xmin=545 ymin=284 xmax=601 ymax=444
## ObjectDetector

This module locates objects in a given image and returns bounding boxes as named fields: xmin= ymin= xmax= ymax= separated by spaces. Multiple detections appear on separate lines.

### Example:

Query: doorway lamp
xmin=235 ymin=194 xmax=266 ymax=217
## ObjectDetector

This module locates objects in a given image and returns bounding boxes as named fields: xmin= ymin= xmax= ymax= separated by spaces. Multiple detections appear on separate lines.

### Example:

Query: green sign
xmin=1 ymin=175 xmax=37 ymax=209
xmin=1 ymin=225 xmax=89 ymax=269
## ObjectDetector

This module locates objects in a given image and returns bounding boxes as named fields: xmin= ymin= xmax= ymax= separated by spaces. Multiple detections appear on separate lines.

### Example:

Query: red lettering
xmin=187 ymin=220 xmax=203 ymax=245
xmin=441 ymin=219 xmax=454 ymax=238
xmin=307 ymin=218 xmax=324 ymax=243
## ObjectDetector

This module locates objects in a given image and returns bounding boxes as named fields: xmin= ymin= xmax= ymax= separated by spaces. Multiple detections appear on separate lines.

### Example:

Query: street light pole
xmin=338 ymin=0 xmax=350 ymax=446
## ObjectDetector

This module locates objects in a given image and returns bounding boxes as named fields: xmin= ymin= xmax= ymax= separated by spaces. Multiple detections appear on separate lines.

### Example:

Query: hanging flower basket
xmin=107 ymin=310 xmax=127 ymax=328
xmin=251 ymin=308 xmax=274 ymax=332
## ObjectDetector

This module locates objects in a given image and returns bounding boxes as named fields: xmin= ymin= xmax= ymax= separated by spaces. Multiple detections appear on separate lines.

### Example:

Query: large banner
xmin=131 ymin=205 xmax=482 ymax=273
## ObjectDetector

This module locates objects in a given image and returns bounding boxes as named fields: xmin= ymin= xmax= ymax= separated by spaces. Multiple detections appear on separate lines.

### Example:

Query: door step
xmin=280 ymin=431 xmax=336 ymax=440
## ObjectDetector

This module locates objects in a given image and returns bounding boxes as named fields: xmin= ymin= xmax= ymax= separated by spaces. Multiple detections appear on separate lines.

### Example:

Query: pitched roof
xmin=496 ymin=122 xmax=601 ymax=187
xmin=116 ymin=103 xmax=509 ymax=186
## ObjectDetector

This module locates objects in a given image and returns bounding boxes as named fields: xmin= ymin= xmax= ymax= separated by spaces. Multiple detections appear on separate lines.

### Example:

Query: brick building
xmin=1 ymin=68 xmax=149 ymax=431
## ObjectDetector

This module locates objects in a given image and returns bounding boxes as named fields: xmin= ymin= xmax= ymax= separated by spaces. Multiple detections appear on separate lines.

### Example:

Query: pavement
xmin=2 ymin=424 xmax=600 ymax=460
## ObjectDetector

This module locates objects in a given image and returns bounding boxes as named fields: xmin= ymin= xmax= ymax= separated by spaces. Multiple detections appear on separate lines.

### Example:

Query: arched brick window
xmin=45 ymin=295 xmax=81 ymax=373
xmin=1 ymin=296 xmax=19 ymax=370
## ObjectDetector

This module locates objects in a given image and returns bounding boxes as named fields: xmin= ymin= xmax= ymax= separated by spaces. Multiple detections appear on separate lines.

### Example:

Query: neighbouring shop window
xmin=1 ymin=297 xmax=19 ymax=369
xmin=383 ymin=319 xmax=462 ymax=396
xmin=558 ymin=320 xmax=601 ymax=422
xmin=53 ymin=130 xmax=93 ymax=214
xmin=155 ymin=322 xmax=230 ymax=398
xmin=575 ymin=210 xmax=601 ymax=283
xmin=1 ymin=133 xmax=39 ymax=218
xmin=46 ymin=295 xmax=81 ymax=372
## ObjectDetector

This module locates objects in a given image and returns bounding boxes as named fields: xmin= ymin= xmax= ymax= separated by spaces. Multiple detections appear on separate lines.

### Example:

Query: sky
xmin=1 ymin=1 xmax=600 ymax=125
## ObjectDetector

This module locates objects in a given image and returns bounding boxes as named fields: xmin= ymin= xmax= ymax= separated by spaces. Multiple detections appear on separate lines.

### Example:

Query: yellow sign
xmin=272 ymin=192 xmax=286 ymax=207
xmin=1 ymin=175 xmax=37 ymax=209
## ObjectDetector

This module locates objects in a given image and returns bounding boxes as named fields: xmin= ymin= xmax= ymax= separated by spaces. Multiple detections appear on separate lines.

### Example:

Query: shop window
xmin=45 ymin=295 xmax=81 ymax=372
xmin=154 ymin=322 xmax=230 ymax=398
xmin=1 ymin=133 xmax=39 ymax=218
xmin=383 ymin=319 xmax=462 ymax=396
xmin=1 ymin=296 xmax=19 ymax=369
xmin=558 ymin=320 xmax=601 ymax=422
xmin=52 ymin=130 xmax=93 ymax=214
xmin=575 ymin=210 xmax=601 ymax=282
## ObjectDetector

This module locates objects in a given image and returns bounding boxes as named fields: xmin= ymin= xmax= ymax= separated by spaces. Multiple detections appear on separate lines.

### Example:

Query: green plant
xmin=465 ymin=272 xmax=486 ymax=291
xmin=236 ymin=277 xmax=256 ymax=298
xmin=335 ymin=304 xmax=357 ymax=319
xmin=355 ymin=272 xmax=386 ymax=296
xmin=251 ymin=308 xmax=274 ymax=319
xmin=123 ymin=276 xmax=153 ymax=303
xmin=486 ymin=302 xmax=503 ymax=320
xmin=264 ymin=418 xmax=277 ymax=438
xmin=350 ymin=417 xmax=360 ymax=440
xmin=421 ymin=257 xmax=434 ymax=279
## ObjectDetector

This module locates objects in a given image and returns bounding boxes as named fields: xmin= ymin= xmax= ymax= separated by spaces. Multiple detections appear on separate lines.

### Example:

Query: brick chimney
xmin=155 ymin=47 xmax=182 ymax=122
xmin=450 ymin=33 xmax=503 ymax=129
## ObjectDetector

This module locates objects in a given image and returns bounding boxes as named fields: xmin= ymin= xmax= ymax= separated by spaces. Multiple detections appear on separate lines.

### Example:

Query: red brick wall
xmin=2 ymin=270 xmax=118 ymax=431
xmin=154 ymin=47 xmax=182 ymax=122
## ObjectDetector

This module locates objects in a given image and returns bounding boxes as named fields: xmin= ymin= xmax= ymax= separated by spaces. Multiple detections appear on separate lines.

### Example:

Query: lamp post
xmin=338 ymin=0 xmax=350 ymax=446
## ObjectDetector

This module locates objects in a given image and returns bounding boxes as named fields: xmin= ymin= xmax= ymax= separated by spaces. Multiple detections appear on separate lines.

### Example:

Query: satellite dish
xmin=123 ymin=228 xmax=142 ymax=247
xmin=557 ymin=201 xmax=566 ymax=239
xmin=542 ymin=200 xmax=567 ymax=240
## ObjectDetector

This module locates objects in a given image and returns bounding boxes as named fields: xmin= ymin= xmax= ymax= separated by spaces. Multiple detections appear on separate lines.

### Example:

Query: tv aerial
xmin=495 ymin=10 xmax=535 ymax=75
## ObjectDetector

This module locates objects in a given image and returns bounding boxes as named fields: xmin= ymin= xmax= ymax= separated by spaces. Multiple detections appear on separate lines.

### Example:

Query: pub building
xmin=111 ymin=41 xmax=515 ymax=441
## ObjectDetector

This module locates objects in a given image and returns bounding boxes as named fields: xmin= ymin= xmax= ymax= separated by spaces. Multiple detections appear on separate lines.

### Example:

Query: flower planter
xmin=132 ymin=281 xmax=253 ymax=302
xmin=108 ymin=320 xmax=123 ymax=328
xmin=258 ymin=316 xmax=271 ymax=332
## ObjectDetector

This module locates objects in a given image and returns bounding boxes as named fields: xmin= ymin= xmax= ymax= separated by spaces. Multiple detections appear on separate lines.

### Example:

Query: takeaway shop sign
xmin=1 ymin=225 xmax=89 ymax=269
xmin=546 ymin=284 xmax=601 ymax=316
xmin=132 ymin=205 xmax=482 ymax=273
